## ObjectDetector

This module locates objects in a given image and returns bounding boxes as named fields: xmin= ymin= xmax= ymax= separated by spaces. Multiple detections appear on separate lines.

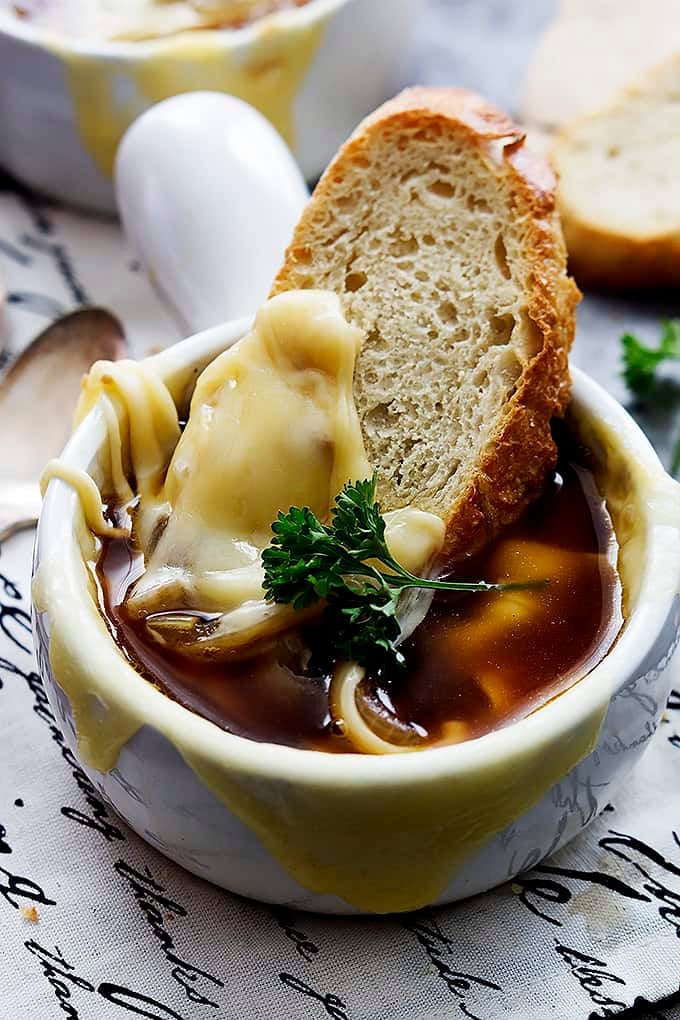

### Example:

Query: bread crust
xmin=556 ymin=165 xmax=680 ymax=289
xmin=273 ymin=87 xmax=579 ymax=561
xmin=558 ymin=214 xmax=680 ymax=291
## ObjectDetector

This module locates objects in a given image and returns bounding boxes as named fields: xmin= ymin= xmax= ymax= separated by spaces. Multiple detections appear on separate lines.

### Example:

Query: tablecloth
xmin=1 ymin=181 xmax=680 ymax=1020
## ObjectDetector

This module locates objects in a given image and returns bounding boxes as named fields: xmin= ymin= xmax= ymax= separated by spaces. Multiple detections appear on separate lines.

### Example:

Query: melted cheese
xmin=50 ymin=289 xmax=445 ymax=658
xmin=75 ymin=359 xmax=181 ymax=507
xmin=40 ymin=460 xmax=125 ymax=538
xmin=160 ymin=289 xmax=370 ymax=551
xmin=40 ymin=14 xmax=325 ymax=179
xmin=381 ymin=507 xmax=445 ymax=577
xmin=125 ymin=290 xmax=444 ymax=654
xmin=128 ymin=290 xmax=369 ymax=617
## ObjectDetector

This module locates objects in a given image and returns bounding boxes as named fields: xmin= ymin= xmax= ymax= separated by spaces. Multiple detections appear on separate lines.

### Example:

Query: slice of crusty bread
xmin=551 ymin=55 xmax=680 ymax=290
xmin=272 ymin=87 xmax=579 ymax=561
xmin=522 ymin=0 xmax=680 ymax=130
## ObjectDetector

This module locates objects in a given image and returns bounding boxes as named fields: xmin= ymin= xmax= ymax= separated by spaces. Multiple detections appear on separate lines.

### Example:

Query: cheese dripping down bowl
xmin=0 ymin=0 xmax=419 ymax=212
xmin=31 ymin=301 xmax=680 ymax=915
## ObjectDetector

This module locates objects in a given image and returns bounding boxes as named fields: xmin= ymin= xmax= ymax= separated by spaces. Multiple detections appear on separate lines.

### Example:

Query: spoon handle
xmin=0 ymin=481 xmax=42 ymax=544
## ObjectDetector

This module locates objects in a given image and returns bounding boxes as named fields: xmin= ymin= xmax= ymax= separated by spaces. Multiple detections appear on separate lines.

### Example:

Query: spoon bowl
xmin=0 ymin=308 xmax=127 ymax=542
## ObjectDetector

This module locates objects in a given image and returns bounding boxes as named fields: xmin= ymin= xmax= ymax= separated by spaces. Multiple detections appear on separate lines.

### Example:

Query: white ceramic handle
xmin=115 ymin=92 xmax=310 ymax=334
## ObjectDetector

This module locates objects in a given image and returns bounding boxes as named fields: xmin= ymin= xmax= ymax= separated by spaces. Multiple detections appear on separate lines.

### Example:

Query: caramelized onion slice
xmin=144 ymin=601 xmax=320 ymax=659
xmin=329 ymin=662 xmax=428 ymax=755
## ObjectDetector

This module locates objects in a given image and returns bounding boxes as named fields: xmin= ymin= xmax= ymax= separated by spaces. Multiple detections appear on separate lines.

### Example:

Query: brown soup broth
xmin=97 ymin=437 xmax=622 ymax=753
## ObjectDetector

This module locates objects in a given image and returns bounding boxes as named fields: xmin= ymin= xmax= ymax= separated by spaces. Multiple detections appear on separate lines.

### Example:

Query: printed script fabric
xmin=1 ymin=189 xmax=680 ymax=1020
xmin=0 ymin=183 xmax=180 ymax=362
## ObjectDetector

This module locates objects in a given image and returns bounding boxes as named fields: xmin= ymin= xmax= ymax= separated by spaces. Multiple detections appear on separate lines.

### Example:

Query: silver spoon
xmin=0 ymin=308 xmax=127 ymax=544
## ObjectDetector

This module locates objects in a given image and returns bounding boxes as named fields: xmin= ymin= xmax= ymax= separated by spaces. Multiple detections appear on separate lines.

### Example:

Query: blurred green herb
xmin=621 ymin=320 xmax=680 ymax=476
xmin=262 ymin=474 xmax=538 ymax=673
xmin=622 ymin=320 xmax=680 ymax=395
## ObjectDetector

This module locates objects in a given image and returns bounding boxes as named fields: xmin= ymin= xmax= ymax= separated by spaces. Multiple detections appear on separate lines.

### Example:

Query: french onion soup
xmin=42 ymin=290 xmax=623 ymax=756
xmin=97 ymin=438 xmax=621 ymax=753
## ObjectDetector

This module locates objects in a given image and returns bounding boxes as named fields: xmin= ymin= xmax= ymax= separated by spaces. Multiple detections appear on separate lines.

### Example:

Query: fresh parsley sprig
xmin=262 ymin=475 xmax=537 ymax=673
xmin=620 ymin=320 xmax=680 ymax=475
xmin=622 ymin=320 xmax=680 ymax=396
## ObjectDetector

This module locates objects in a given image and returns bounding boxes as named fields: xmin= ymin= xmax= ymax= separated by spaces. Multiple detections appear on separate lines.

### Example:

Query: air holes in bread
xmin=489 ymin=313 xmax=516 ymax=346
xmin=494 ymin=234 xmax=511 ymax=278
xmin=467 ymin=194 xmax=491 ymax=213
xmin=345 ymin=270 xmax=367 ymax=292
xmin=365 ymin=403 xmax=393 ymax=433
xmin=437 ymin=301 xmax=458 ymax=325
xmin=428 ymin=179 xmax=456 ymax=199
xmin=519 ymin=309 xmax=545 ymax=359
xmin=389 ymin=233 xmax=419 ymax=257
xmin=498 ymin=349 xmax=523 ymax=390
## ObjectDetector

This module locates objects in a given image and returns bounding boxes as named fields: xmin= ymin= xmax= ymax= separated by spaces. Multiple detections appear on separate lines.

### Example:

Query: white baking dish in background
xmin=0 ymin=0 xmax=420 ymax=212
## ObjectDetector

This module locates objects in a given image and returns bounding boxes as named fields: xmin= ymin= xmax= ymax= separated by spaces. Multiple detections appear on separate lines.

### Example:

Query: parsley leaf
xmin=330 ymin=475 xmax=388 ymax=561
xmin=262 ymin=475 xmax=540 ymax=673
xmin=324 ymin=586 xmax=404 ymax=674
xmin=620 ymin=320 xmax=680 ymax=476
xmin=622 ymin=320 xmax=680 ymax=396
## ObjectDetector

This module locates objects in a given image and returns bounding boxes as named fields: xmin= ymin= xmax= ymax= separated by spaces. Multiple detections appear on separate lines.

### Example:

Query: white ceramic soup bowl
xmin=0 ymin=0 xmax=420 ymax=213
xmin=32 ymin=319 xmax=680 ymax=915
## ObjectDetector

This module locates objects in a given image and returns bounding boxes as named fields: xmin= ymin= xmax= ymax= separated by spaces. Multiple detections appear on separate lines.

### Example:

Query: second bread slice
xmin=552 ymin=55 xmax=680 ymax=290
xmin=273 ymin=87 xmax=579 ymax=560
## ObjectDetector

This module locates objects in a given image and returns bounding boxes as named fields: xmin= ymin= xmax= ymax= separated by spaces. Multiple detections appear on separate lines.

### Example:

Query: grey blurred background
xmin=413 ymin=0 xmax=557 ymax=114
